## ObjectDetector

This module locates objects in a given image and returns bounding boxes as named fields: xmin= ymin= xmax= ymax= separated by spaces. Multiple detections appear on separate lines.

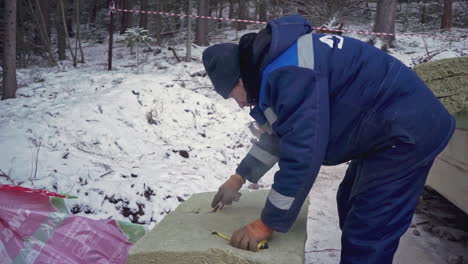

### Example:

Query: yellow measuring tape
xmin=211 ymin=231 xmax=269 ymax=250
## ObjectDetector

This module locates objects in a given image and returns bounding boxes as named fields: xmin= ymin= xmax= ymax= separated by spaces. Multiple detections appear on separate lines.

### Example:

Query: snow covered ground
xmin=1 ymin=25 xmax=467 ymax=263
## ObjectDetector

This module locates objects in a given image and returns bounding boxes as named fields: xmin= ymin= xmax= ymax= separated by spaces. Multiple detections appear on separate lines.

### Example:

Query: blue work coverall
xmin=236 ymin=15 xmax=455 ymax=263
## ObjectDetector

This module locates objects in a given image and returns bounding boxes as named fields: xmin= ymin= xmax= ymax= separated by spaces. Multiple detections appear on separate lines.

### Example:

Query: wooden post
xmin=185 ymin=0 xmax=192 ymax=62
xmin=108 ymin=0 xmax=115 ymax=70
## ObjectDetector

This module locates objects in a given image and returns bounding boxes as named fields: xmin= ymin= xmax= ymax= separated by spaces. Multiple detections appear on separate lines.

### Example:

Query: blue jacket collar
xmin=265 ymin=15 xmax=312 ymax=66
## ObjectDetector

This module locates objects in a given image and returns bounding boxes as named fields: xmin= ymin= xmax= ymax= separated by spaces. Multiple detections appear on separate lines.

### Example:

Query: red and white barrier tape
xmin=112 ymin=7 xmax=467 ymax=41
xmin=313 ymin=27 xmax=466 ymax=40
xmin=113 ymin=8 xmax=267 ymax=24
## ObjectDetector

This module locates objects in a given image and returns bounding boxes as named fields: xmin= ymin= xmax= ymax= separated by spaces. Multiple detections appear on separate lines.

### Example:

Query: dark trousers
xmin=337 ymin=158 xmax=434 ymax=264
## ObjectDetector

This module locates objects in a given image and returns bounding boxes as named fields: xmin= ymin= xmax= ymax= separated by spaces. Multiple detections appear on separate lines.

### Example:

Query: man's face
xmin=229 ymin=79 xmax=252 ymax=109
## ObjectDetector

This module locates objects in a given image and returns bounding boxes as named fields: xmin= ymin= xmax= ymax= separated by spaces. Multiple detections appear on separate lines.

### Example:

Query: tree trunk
xmin=30 ymin=2 xmax=39 ymax=47
xmin=108 ymin=0 xmax=115 ymax=71
xmin=217 ymin=1 xmax=224 ymax=29
xmin=195 ymin=0 xmax=209 ymax=46
xmin=39 ymin=0 xmax=50 ymax=40
xmin=139 ymin=0 xmax=148 ymax=29
xmin=34 ymin=0 xmax=50 ymax=44
xmin=66 ymin=0 xmax=74 ymax=37
xmin=17 ymin=1 xmax=25 ymax=66
xmin=258 ymin=0 xmax=267 ymax=22
xmin=186 ymin=0 xmax=193 ymax=62
xmin=228 ymin=0 xmax=234 ymax=19
xmin=136 ymin=42 xmax=139 ymax=74
xmin=326 ymin=0 xmax=340 ymax=19
xmin=373 ymin=0 xmax=397 ymax=47
xmin=420 ymin=3 xmax=426 ymax=24
xmin=269 ymin=0 xmax=282 ymax=20
xmin=153 ymin=0 xmax=162 ymax=44
xmin=254 ymin=0 xmax=259 ymax=20
xmin=75 ymin=0 xmax=84 ymax=64
xmin=29 ymin=0 xmax=56 ymax=64
xmin=59 ymin=0 xmax=77 ymax=63
xmin=120 ymin=0 xmax=132 ymax=34
xmin=174 ymin=2 xmax=183 ymax=31
xmin=90 ymin=0 xmax=98 ymax=24
xmin=56 ymin=0 xmax=67 ymax=60
xmin=74 ymin=0 xmax=79 ymax=66
xmin=440 ymin=0 xmax=452 ymax=30
xmin=363 ymin=1 xmax=371 ymax=15
xmin=2 ymin=0 xmax=17 ymax=100
xmin=296 ymin=0 xmax=307 ymax=17
xmin=237 ymin=0 xmax=246 ymax=31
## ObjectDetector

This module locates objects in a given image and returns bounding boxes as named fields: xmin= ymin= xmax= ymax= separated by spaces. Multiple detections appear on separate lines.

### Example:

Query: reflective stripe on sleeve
xmin=267 ymin=188 xmax=294 ymax=210
xmin=249 ymin=144 xmax=279 ymax=167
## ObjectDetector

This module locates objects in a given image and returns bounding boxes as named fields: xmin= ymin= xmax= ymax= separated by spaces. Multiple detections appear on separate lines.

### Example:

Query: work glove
xmin=211 ymin=174 xmax=245 ymax=210
xmin=231 ymin=218 xmax=273 ymax=252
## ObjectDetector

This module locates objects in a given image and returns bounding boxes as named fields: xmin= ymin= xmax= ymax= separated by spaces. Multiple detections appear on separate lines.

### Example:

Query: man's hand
xmin=231 ymin=218 xmax=273 ymax=252
xmin=211 ymin=174 xmax=245 ymax=210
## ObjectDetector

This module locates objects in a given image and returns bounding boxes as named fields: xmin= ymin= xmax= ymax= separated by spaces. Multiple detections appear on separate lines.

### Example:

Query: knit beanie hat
xmin=202 ymin=43 xmax=240 ymax=99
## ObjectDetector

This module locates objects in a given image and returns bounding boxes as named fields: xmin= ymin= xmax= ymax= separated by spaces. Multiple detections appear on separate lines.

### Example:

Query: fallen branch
xmin=99 ymin=170 xmax=114 ymax=178
xmin=412 ymin=47 xmax=445 ymax=65
xmin=143 ymin=40 xmax=153 ymax=51
xmin=422 ymin=38 xmax=430 ymax=56
xmin=305 ymin=248 xmax=341 ymax=253
xmin=168 ymin=47 xmax=181 ymax=62
xmin=437 ymin=94 xmax=458 ymax=99
xmin=0 ymin=169 xmax=16 ymax=185
xmin=415 ymin=221 xmax=429 ymax=226
xmin=189 ymin=86 xmax=212 ymax=91
xmin=187 ymin=70 xmax=206 ymax=77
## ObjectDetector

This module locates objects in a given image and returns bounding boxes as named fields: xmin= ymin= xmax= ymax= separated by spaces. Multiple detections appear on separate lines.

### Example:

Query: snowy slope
xmin=1 ymin=25 xmax=467 ymax=263
xmin=0 ymin=40 xmax=263 ymax=229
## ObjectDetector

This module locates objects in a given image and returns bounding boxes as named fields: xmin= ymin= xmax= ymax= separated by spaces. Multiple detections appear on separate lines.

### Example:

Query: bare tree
xmin=373 ymin=0 xmax=397 ymax=48
xmin=75 ymin=0 xmax=85 ymax=64
xmin=120 ymin=0 xmax=133 ymax=34
xmin=17 ymin=1 xmax=26 ymax=66
xmin=59 ymin=0 xmax=77 ymax=63
xmin=217 ymin=1 xmax=224 ymax=29
xmin=139 ymin=0 xmax=149 ymax=29
xmin=28 ymin=0 xmax=56 ymax=64
xmin=282 ymin=0 xmax=365 ymax=26
xmin=440 ymin=0 xmax=452 ymax=30
xmin=2 ymin=0 xmax=17 ymax=100
xmin=258 ymin=0 xmax=267 ymax=22
xmin=268 ymin=0 xmax=285 ymax=19
xmin=186 ymin=0 xmax=193 ymax=62
xmin=254 ymin=0 xmax=259 ymax=20
xmin=56 ymin=0 xmax=67 ymax=60
xmin=0 ymin=169 xmax=17 ymax=185
xmin=236 ymin=0 xmax=247 ymax=30
xmin=32 ymin=0 xmax=50 ymax=48
xmin=39 ymin=0 xmax=50 ymax=40
xmin=229 ymin=0 xmax=234 ymax=19
xmin=150 ymin=0 xmax=163 ymax=44
xmin=195 ymin=0 xmax=209 ymax=46
xmin=89 ymin=0 xmax=98 ymax=24
xmin=282 ymin=0 xmax=296 ymax=16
